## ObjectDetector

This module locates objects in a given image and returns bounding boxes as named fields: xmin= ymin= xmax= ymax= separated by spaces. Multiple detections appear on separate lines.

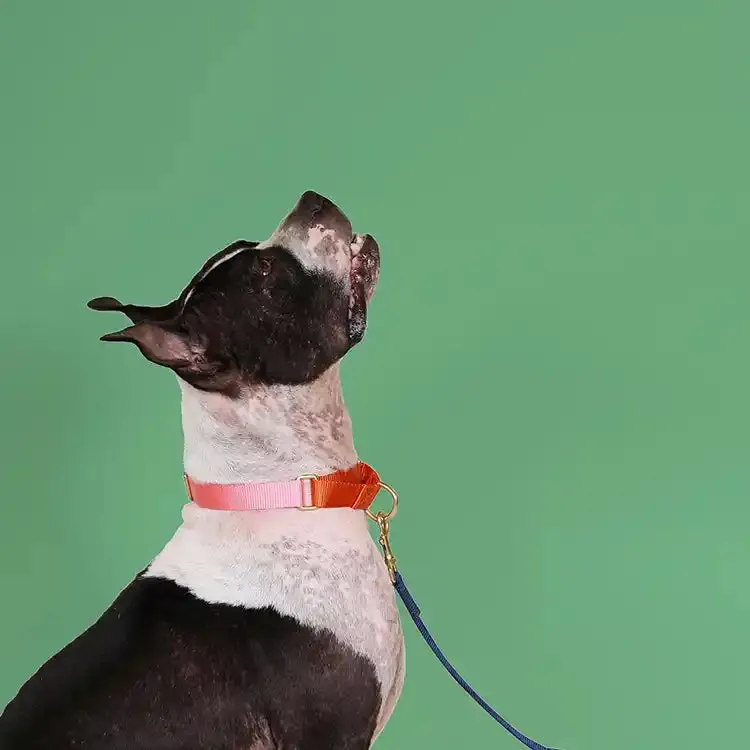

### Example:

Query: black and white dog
xmin=0 ymin=192 xmax=405 ymax=749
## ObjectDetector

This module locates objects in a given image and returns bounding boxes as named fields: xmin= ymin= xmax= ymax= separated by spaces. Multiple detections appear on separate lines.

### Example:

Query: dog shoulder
xmin=1 ymin=573 xmax=156 ymax=746
xmin=0 ymin=575 xmax=380 ymax=749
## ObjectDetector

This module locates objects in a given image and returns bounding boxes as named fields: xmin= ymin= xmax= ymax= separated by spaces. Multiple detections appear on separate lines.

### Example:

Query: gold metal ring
xmin=365 ymin=481 xmax=399 ymax=522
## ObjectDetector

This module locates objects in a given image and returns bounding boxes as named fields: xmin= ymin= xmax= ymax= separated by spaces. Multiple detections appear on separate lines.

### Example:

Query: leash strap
xmin=367 ymin=500 xmax=560 ymax=750
xmin=393 ymin=571 xmax=552 ymax=750
xmin=393 ymin=572 xmax=560 ymax=750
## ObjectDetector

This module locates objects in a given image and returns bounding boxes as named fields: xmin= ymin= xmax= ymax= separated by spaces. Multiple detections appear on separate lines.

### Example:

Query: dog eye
xmin=256 ymin=257 xmax=274 ymax=277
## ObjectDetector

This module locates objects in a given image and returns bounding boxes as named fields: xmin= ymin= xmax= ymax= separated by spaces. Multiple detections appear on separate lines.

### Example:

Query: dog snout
xmin=299 ymin=191 xmax=333 ymax=217
xmin=292 ymin=191 xmax=352 ymax=239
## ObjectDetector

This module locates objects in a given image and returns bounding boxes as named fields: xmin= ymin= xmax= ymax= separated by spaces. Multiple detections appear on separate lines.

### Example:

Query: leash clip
xmin=374 ymin=512 xmax=398 ymax=584
xmin=366 ymin=481 xmax=399 ymax=583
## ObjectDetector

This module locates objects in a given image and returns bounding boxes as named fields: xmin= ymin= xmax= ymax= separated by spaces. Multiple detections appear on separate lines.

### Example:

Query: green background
xmin=1 ymin=1 xmax=748 ymax=747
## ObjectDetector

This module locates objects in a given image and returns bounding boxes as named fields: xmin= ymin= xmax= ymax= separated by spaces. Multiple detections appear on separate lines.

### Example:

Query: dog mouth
xmin=347 ymin=233 xmax=380 ymax=343
xmin=349 ymin=234 xmax=380 ymax=302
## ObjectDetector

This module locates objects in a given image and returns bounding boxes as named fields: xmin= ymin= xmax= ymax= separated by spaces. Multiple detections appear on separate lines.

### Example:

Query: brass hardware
xmin=366 ymin=482 xmax=400 ymax=583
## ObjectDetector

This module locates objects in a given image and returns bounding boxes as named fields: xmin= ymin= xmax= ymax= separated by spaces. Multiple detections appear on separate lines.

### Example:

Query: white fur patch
xmin=150 ymin=368 xmax=405 ymax=740
xmin=145 ymin=505 xmax=405 ymax=737
xmin=178 ymin=368 xmax=360 ymax=484
xmin=260 ymin=216 xmax=352 ymax=281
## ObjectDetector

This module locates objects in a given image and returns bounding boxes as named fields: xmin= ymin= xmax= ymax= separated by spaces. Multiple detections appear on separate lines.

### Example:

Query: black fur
xmin=0 ymin=576 xmax=381 ymax=750
xmin=89 ymin=243 xmax=353 ymax=394
xmin=181 ymin=244 xmax=351 ymax=387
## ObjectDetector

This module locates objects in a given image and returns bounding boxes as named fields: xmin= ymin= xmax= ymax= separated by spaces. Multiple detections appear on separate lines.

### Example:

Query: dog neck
xmin=172 ymin=364 xmax=368 ymax=550
xmin=179 ymin=365 xmax=359 ymax=485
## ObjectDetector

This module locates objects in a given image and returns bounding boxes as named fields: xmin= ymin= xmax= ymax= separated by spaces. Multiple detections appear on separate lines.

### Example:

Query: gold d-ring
xmin=366 ymin=481 xmax=399 ymax=522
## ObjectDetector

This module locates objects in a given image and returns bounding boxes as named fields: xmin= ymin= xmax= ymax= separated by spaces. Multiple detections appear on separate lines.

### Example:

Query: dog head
xmin=89 ymin=191 xmax=380 ymax=395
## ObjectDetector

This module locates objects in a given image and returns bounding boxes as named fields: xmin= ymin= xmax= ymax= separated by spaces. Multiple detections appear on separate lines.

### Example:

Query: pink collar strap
xmin=184 ymin=462 xmax=382 ymax=512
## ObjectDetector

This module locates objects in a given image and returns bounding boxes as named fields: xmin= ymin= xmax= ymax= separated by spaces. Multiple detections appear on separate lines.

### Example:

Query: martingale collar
xmin=184 ymin=462 xmax=384 ymax=512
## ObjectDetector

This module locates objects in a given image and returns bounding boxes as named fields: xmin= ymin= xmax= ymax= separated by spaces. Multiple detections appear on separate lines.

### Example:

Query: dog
xmin=0 ymin=191 xmax=405 ymax=749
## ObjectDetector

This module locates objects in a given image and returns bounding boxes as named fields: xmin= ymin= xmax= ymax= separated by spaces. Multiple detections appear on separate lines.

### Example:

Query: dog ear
xmin=99 ymin=321 xmax=200 ymax=370
xmin=89 ymin=298 xmax=195 ymax=368
xmin=88 ymin=296 xmax=239 ymax=391
xmin=88 ymin=297 xmax=180 ymax=324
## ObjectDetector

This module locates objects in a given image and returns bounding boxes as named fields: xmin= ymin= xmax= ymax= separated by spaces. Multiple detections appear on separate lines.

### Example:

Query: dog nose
xmin=298 ymin=191 xmax=334 ymax=217
xmin=285 ymin=191 xmax=353 ymax=240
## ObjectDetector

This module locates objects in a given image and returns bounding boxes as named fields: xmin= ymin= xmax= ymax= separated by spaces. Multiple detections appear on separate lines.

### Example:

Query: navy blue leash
xmin=393 ymin=571 xmax=560 ymax=749
xmin=367 ymin=488 xmax=561 ymax=749
xmin=393 ymin=570 xmax=552 ymax=750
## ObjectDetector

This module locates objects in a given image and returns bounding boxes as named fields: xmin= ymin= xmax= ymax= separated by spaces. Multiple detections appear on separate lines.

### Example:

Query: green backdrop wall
xmin=1 ymin=2 xmax=748 ymax=748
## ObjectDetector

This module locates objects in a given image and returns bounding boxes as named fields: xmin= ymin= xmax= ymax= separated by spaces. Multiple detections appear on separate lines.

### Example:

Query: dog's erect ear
xmin=88 ymin=297 xmax=180 ymax=324
xmin=88 ymin=296 xmax=239 ymax=391
xmin=89 ymin=297 xmax=196 ymax=369
xmin=99 ymin=322 xmax=199 ymax=370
